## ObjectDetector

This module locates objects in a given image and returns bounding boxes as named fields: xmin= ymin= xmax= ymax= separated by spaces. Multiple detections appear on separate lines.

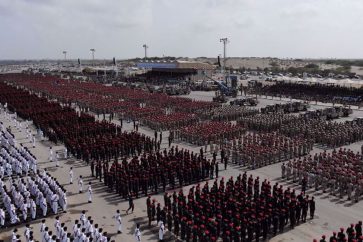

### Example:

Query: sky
xmin=0 ymin=0 xmax=363 ymax=60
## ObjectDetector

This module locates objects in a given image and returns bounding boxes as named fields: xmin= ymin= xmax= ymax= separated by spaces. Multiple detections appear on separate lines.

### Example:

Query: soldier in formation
xmin=147 ymin=173 xmax=316 ymax=241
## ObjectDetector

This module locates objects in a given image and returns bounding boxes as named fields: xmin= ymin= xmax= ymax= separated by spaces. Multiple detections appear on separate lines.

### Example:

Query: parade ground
xmin=0 ymin=89 xmax=362 ymax=242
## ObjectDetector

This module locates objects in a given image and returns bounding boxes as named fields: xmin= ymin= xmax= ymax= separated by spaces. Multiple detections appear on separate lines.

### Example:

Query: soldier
xmin=339 ymin=180 xmax=345 ymax=199
xmin=55 ymin=152 xmax=60 ymax=167
xmin=295 ymin=202 xmax=302 ymax=224
xmin=320 ymin=175 xmax=327 ymax=194
xmin=134 ymin=223 xmax=141 ymax=242
xmin=281 ymin=163 xmax=286 ymax=179
xmin=301 ymin=197 xmax=308 ymax=223
xmin=224 ymin=156 xmax=228 ymax=170
xmin=51 ymin=193 xmax=59 ymax=214
xmin=154 ymin=201 xmax=161 ymax=224
xmin=302 ymin=177 xmax=307 ymax=194
xmin=319 ymin=235 xmax=326 ymax=242
xmin=315 ymin=175 xmax=320 ymax=191
xmin=329 ymin=176 xmax=336 ymax=195
xmin=215 ymin=162 xmax=219 ymax=178
xmin=272 ymin=213 xmax=278 ymax=235
xmin=73 ymin=222 xmax=81 ymax=240
xmin=167 ymin=211 xmax=173 ymax=232
xmin=54 ymin=216 xmax=61 ymax=238
xmin=49 ymin=147 xmax=53 ymax=162
xmin=347 ymin=224 xmax=355 ymax=241
xmin=69 ymin=167 xmax=73 ymax=184
xmin=78 ymin=175 xmax=83 ymax=193
xmin=80 ymin=210 xmax=87 ymax=228
xmin=90 ymin=161 xmax=95 ymax=177
xmin=159 ymin=221 xmax=165 ymax=241
xmin=309 ymin=197 xmax=315 ymax=219
xmin=329 ymin=232 xmax=337 ymax=242
xmin=41 ymin=196 xmax=47 ymax=217
xmin=290 ymin=204 xmax=296 ymax=229
xmin=64 ymin=147 xmax=68 ymax=160
xmin=43 ymin=227 xmax=50 ymax=242
xmin=355 ymin=221 xmax=362 ymax=239
xmin=337 ymin=228 xmax=345 ymax=241
xmin=286 ymin=163 xmax=292 ymax=180
xmin=126 ymin=193 xmax=134 ymax=214
xmin=88 ymin=182 xmax=92 ymax=203
xmin=21 ymin=201 xmax=28 ymax=221
xmin=347 ymin=181 xmax=353 ymax=200
xmin=0 ymin=208 xmax=5 ymax=228
xmin=174 ymin=215 xmax=180 ymax=238
xmin=32 ymin=135 xmax=35 ymax=148
xmin=24 ymin=224 xmax=31 ymax=241
xmin=60 ymin=190 xmax=67 ymax=212
xmin=114 ymin=210 xmax=122 ymax=234
xmin=353 ymin=183 xmax=361 ymax=203
xmin=30 ymin=199 xmax=36 ymax=220
xmin=293 ymin=165 xmax=298 ymax=183
xmin=221 ymin=148 xmax=225 ymax=164
xmin=40 ymin=219 xmax=46 ymax=239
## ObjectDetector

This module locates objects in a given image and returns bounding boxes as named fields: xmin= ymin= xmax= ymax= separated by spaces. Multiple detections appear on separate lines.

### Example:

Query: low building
xmin=136 ymin=60 xmax=215 ymax=81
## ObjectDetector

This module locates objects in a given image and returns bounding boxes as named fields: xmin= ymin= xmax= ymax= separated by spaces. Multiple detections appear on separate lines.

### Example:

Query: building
xmin=136 ymin=60 xmax=215 ymax=81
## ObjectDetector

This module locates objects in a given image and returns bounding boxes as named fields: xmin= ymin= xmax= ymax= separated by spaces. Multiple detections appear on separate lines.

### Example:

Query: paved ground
xmin=0 ymin=91 xmax=363 ymax=242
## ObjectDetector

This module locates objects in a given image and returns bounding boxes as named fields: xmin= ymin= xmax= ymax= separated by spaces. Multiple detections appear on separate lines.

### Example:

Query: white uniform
xmin=12 ymin=231 xmax=17 ymax=242
xmin=0 ymin=208 xmax=5 ymax=227
xmin=134 ymin=228 xmax=141 ymax=242
xmin=64 ymin=148 xmax=68 ymax=159
xmin=69 ymin=169 xmax=73 ymax=184
xmin=88 ymin=185 xmax=92 ymax=202
xmin=80 ymin=213 xmax=86 ymax=228
xmin=51 ymin=194 xmax=59 ymax=213
xmin=40 ymin=130 xmax=44 ymax=141
xmin=10 ymin=206 xmax=19 ymax=224
xmin=21 ymin=202 xmax=28 ymax=221
xmin=78 ymin=178 xmax=83 ymax=193
xmin=115 ymin=212 xmax=122 ymax=232
xmin=159 ymin=222 xmax=165 ymax=240
xmin=94 ymin=228 xmax=100 ymax=242
xmin=54 ymin=219 xmax=61 ymax=238
xmin=55 ymin=153 xmax=59 ymax=167
xmin=49 ymin=149 xmax=53 ymax=162
xmin=24 ymin=227 xmax=31 ymax=242
xmin=40 ymin=222 xmax=46 ymax=240
xmin=42 ymin=231 xmax=50 ymax=242
xmin=41 ymin=197 xmax=47 ymax=216
xmin=60 ymin=192 xmax=67 ymax=211
xmin=30 ymin=200 xmax=36 ymax=219
xmin=74 ymin=228 xmax=81 ymax=242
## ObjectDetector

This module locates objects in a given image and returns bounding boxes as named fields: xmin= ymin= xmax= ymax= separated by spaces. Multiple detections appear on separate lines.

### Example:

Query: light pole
xmin=220 ymin=38 xmax=229 ymax=73
xmin=220 ymin=38 xmax=229 ymax=85
xmin=90 ymin=48 xmax=96 ymax=65
xmin=142 ymin=44 xmax=148 ymax=59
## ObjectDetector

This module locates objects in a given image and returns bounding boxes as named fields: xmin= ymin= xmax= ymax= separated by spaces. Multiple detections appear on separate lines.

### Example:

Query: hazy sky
xmin=1 ymin=0 xmax=363 ymax=60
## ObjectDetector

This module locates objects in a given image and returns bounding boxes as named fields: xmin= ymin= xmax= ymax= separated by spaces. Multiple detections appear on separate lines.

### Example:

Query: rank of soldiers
xmin=250 ymin=82 xmax=363 ymax=106
xmin=281 ymin=148 xmax=362 ymax=203
xmin=147 ymin=173 xmax=316 ymax=242
xmin=223 ymin=132 xmax=313 ymax=169
xmin=314 ymin=221 xmax=362 ymax=242
xmin=177 ymin=122 xmax=246 ymax=146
